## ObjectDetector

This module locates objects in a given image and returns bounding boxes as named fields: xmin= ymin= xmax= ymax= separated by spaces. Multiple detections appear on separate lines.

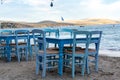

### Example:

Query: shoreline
xmin=99 ymin=49 xmax=120 ymax=57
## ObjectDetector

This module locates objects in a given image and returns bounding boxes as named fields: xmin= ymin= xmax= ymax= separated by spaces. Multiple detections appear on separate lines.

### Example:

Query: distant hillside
xmin=26 ymin=20 xmax=75 ymax=27
xmin=64 ymin=18 xmax=120 ymax=25
xmin=38 ymin=20 xmax=58 ymax=24
xmin=1 ymin=19 xmax=120 ymax=28
xmin=0 ymin=21 xmax=32 ymax=28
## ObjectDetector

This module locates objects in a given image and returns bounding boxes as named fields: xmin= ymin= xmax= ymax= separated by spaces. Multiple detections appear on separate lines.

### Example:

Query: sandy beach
xmin=0 ymin=55 xmax=120 ymax=80
xmin=0 ymin=24 xmax=120 ymax=80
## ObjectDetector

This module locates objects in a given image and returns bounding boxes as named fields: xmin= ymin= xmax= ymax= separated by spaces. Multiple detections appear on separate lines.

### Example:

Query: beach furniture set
xmin=0 ymin=28 xmax=102 ymax=78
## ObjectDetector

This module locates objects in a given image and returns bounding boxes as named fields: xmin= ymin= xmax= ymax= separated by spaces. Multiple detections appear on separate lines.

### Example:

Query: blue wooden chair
xmin=64 ymin=31 xmax=91 ymax=78
xmin=30 ymin=28 xmax=59 ymax=57
xmin=32 ymin=29 xmax=59 ymax=78
xmin=10 ymin=30 xmax=29 ymax=62
xmin=86 ymin=31 xmax=102 ymax=74
xmin=0 ymin=30 xmax=13 ymax=58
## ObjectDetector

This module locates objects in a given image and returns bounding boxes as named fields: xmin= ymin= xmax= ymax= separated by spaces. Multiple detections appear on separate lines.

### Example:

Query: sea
xmin=65 ymin=24 xmax=120 ymax=57
xmin=1 ymin=24 xmax=120 ymax=57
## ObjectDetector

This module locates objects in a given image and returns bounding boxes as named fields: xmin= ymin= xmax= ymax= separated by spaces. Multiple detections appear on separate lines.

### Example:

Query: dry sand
xmin=0 ymin=55 xmax=120 ymax=80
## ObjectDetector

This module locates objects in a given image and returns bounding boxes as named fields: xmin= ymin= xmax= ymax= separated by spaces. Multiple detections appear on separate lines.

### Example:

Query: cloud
xmin=2 ymin=0 xmax=13 ymax=3
xmin=75 ymin=0 xmax=120 ymax=19
xmin=4 ymin=0 xmax=52 ymax=7
xmin=21 ymin=0 xmax=50 ymax=6
xmin=21 ymin=0 xmax=61 ymax=14
xmin=1 ymin=0 xmax=120 ymax=21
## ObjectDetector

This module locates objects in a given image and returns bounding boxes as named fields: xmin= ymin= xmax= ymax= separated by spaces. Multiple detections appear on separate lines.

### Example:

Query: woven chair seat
xmin=64 ymin=49 xmax=84 ymax=54
xmin=48 ymin=47 xmax=59 ymax=51
xmin=10 ymin=42 xmax=27 ymax=46
xmin=64 ymin=46 xmax=82 ymax=50
xmin=0 ymin=43 xmax=7 ymax=46
xmin=38 ymin=48 xmax=59 ymax=54
xmin=64 ymin=48 xmax=96 ymax=54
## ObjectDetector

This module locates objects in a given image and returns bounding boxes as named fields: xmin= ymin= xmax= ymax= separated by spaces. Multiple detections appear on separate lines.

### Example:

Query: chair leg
xmin=86 ymin=58 xmax=90 ymax=74
xmin=81 ymin=60 xmax=85 ymax=76
xmin=36 ymin=56 xmax=39 ymax=75
xmin=48 ymin=56 xmax=52 ymax=69
xmin=39 ymin=56 xmax=43 ymax=70
xmin=42 ymin=58 xmax=46 ymax=78
xmin=72 ymin=57 xmax=75 ymax=78
xmin=53 ymin=56 xmax=56 ymax=66
xmin=17 ymin=49 xmax=20 ymax=63
xmin=29 ymin=46 xmax=33 ymax=60
xmin=3 ymin=48 xmax=6 ymax=58
xmin=95 ymin=55 xmax=99 ymax=72
xmin=25 ymin=48 xmax=28 ymax=61
xmin=65 ymin=55 xmax=71 ymax=66
xmin=3 ymin=48 xmax=6 ymax=59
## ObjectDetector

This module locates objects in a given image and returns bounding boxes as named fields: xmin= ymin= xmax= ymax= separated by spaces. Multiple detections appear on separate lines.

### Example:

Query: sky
xmin=0 ymin=0 xmax=120 ymax=22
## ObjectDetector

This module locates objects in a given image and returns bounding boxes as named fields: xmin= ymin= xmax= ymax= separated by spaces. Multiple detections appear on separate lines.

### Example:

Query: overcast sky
xmin=0 ymin=0 xmax=120 ymax=22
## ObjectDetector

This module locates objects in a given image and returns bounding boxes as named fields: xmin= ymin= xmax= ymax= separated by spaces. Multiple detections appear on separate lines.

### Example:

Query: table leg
xmin=58 ymin=42 xmax=63 ymax=76
xmin=28 ymin=38 xmax=32 ymax=59
xmin=6 ymin=38 xmax=11 ymax=62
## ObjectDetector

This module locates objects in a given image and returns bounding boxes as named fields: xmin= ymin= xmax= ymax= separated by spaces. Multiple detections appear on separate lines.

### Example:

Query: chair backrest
xmin=32 ymin=29 xmax=47 ymax=54
xmin=15 ymin=30 xmax=29 ymax=47
xmin=90 ymin=31 xmax=102 ymax=53
xmin=0 ymin=30 xmax=13 ymax=35
xmin=58 ymin=28 xmax=74 ymax=37
xmin=90 ymin=31 xmax=102 ymax=43
xmin=0 ymin=30 xmax=13 ymax=44
xmin=43 ymin=28 xmax=59 ymax=37
xmin=73 ymin=31 xmax=91 ymax=56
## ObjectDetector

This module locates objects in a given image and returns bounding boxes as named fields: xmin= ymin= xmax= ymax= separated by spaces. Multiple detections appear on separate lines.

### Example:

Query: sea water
xmin=68 ymin=24 xmax=120 ymax=57
xmin=1 ymin=24 xmax=120 ymax=57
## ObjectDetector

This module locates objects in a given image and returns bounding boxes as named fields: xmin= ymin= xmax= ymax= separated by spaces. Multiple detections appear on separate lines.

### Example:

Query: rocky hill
xmin=0 ymin=19 xmax=120 ymax=28
xmin=64 ymin=18 xmax=120 ymax=25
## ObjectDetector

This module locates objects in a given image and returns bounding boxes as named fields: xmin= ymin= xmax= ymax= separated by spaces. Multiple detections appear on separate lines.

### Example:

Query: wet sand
xmin=0 ymin=55 xmax=120 ymax=80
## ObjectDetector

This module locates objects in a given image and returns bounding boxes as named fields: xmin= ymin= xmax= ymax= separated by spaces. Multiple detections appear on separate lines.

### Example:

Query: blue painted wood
xmin=32 ymin=29 xmax=59 ymax=78
xmin=35 ymin=30 xmax=101 ymax=76
xmin=14 ymin=30 xmax=29 ymax=62
xmin=43 ymin=28 xmax=59 ymax=37
xmin=0 ymin=30 xmax=13 ymax=35
xmin=0 ymin=30 xmax=13 ymax=59
xmin=0 ymin=30 xmax=13 ymax=44
xmin=43 ymin=28 xmax=59 ymax=48
xmin=63 ymin=31 xmax=91 ymax=78
xmin=0 ymin=28 xmax=102 ymax=78
xmin=58 ymin=28 xmax=74 ymax=37
xmin=0 ymin=33 xmax=34 ymax=62
xmin=86 ymin=31 xmax=102 ymax=74
xmin=58 ymin=28 xmax=75 ymax=48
